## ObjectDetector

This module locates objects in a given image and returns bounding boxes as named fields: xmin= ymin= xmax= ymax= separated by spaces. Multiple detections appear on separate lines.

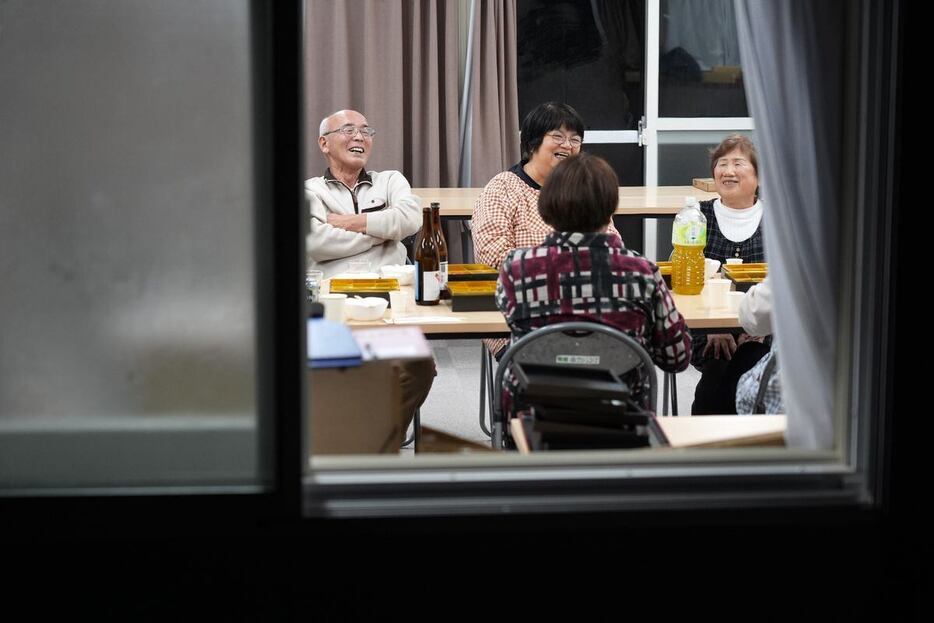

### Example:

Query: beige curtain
xmin=467 ymin=0 xmax=520 ymax=187
xmin=304 ymin=0 xmax=459 ymax=186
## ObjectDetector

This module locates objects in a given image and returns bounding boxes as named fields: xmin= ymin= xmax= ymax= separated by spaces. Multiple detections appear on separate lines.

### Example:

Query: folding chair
xmin=491 ymin=322 xmax=658 ymax=449
xmin=402 ymin=408 xmax=420 ymax=450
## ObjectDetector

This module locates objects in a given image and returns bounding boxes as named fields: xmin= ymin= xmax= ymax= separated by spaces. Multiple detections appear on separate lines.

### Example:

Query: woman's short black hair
xmin=538 ymin=153 xmax=618 ymax=232
xmin=520 ymin=102 xmax=585 ymax=161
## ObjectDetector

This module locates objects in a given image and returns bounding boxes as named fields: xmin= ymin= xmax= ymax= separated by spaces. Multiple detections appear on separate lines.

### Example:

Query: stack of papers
xmin=352 ymin=326 xmax=432 ymax=360
xmin=307 ymin=319 xmax=362 ymax=368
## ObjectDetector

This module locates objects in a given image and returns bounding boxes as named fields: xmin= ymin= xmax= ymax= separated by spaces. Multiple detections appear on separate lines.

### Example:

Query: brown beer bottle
xmin=415 ymin=207 xmax=441 ymax=305
xmin=430 ymin=202 xmax=450 ymax=300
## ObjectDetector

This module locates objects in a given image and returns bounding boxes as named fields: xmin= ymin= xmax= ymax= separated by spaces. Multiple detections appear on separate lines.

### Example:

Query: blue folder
xmin=307 ymin=318 xmax=363 ymax=369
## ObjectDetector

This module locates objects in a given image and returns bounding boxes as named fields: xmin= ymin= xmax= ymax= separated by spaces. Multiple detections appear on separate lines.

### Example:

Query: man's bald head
xmin=319 ymin=110 xmax=365 ymax=136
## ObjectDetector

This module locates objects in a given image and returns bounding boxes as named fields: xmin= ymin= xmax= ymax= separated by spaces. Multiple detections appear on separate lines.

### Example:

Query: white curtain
xmin=734 ymin=0 xmax=845 ymax=449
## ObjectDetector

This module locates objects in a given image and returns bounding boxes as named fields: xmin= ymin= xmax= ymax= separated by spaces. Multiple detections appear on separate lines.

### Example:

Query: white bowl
xmin=344 ymin=296 xmax=389 ymax=321
xmin=379 ymin=264 xmax=415 ymax=285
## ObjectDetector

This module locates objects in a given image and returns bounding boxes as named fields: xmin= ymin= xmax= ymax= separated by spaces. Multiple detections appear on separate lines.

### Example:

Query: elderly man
xmin=306 ymin=109 xmax=421 ymax=277
xmin=306 ymin=109 xmax=433 ymax=439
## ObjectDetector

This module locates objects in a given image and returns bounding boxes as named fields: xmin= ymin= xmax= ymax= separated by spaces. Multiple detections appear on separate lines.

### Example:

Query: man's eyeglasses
xmin=546 ymin=132 xmax=583 ymax=148
xmin=322 ymin=124 xmax=376 ymax=138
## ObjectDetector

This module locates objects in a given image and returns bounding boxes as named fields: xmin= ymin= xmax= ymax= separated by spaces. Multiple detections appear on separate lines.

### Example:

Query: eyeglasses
xmin=546 ymin=132 xmax=582 ymax=148
xmin=322 ymin=124 xmax=376 ymax=138
xmin=716 ymin=157 xmax=750 ymax=169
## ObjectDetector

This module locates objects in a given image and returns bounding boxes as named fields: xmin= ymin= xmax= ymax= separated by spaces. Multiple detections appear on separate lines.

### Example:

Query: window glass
xmin=0 ymin=1 xmax=263 ymax=491
xmin=659 ymin=0 xmax=749 ymax=117
xmin=518 ymin=0 xmax=645 ymax=129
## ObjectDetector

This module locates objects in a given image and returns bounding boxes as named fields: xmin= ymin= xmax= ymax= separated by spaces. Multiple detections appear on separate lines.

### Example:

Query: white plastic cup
xmin=704 ymin=258 xmax=721 ymax=280
xmin=726 ymin=291 xmax=746 ymax=313
xmin=319 ymin=293 xmax=347 ymax=322
xmin=704 ymin=278 xmax=732 ymax=308
xmin=388 ymin=290 xmax=411 ymax=319
xmin=725 ymin=258 xmax=744 ymax=265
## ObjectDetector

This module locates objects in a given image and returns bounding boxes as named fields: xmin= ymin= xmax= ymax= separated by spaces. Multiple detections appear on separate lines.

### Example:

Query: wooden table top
xmin=337 ymin=283 xmax=740 ymax=335
xmin=510 ymin=415 xmax=786 ymax=453
xmin=412 ymin=185 xmax=719 ymax=217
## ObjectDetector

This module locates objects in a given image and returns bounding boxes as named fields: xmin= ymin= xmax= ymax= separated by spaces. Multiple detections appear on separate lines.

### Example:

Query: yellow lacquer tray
xmin=329 ymin=278 xmax=399 ymax=294
xmin=448 ymin=263 xmax=499 ymax=281
xmin=447 ymin=280 xmax=497 ymax=297
xmin=448 ymin=280 xmax=498 ymax=312
xmin=722 ymin=263 xmax=768 ymax=282
xmin=722 ymin=263 xmax=767 ymax=291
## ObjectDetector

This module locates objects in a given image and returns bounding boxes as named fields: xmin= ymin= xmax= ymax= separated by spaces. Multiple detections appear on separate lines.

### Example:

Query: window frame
xmin=0 ymin=0 xmax=306 ymax=533
xmin=301 ymin=0 xmax=900 ymax=521
xmin=0 ymin=0 xmax=901 ymax=532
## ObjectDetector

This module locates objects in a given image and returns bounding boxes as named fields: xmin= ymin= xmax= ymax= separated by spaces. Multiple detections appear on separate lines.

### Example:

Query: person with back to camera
xmin=690 ymin=134 xmax=770 ymax=415
xmin=495 ymin=153 xmax=691 ymax=417
xmin=472 ymin=101 xmax=621 ymax=358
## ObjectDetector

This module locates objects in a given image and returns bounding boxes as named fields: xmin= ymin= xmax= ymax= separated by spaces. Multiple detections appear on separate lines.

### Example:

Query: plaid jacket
xmin=496 ymin=232 xmax=692 ymax=414
xmin=692 ymin=199 xmax=767 ymax=365
xmin=735 ymin=346 xmax=783 ymax=414
xmin=698 ymin=199 xmax=766 ymax=264
xmin=473 ymin=164 xmax=621 ymax=355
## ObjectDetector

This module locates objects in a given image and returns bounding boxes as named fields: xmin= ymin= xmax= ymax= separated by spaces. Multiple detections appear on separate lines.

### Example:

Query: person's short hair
xmin=520 ymin=102 xmax=585 ymax=161
xmin=538 ymin=153 xmax=619 ymax=232
xmin=319 ymin=113 xmax=336 ymax=137
xmin=319 ymin=110 xmax=352 ymax=137
xmin=709 ymin=134 xmax=758 ymax=178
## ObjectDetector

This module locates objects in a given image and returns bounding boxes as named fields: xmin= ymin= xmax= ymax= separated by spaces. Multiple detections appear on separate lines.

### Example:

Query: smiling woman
xmin=689 ymin=134 xmax=768 ymax=415
xmin=468 ymin=101 xmax=619 ymax=356
xmin=471 ymin=101 xmax=622 ymax=271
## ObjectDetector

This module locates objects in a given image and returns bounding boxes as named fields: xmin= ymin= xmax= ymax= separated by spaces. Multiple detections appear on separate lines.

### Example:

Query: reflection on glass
xmin=581 ymin=142 xmax=644 ymax=186
xmin=580 ymin=143 xmax=645 ymax=253
xmin=657 ymin=131 xmax=758 ymax=185
xmin=518 ymin=0 xmax=645 ymax=129
xmin=659 ymin=0 xmax=749 ymax=117
xmin=0 ymin=0 xmax=260 ymax=490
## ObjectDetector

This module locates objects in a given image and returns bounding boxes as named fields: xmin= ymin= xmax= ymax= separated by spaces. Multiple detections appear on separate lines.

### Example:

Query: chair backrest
xmin=492 ymin=322 xmax=658 ymax=435
xmin=401 ymin=233 xmax=417 ymax=263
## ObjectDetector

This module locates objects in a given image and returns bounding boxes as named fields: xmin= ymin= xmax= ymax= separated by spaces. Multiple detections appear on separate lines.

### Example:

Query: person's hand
xmin=327 ymin=213 xmax=367 ymax=233
xmin=703 ymin=333 xmax=738 ymax=360
xmin=737 ymin=333 xmax=765 ymax=346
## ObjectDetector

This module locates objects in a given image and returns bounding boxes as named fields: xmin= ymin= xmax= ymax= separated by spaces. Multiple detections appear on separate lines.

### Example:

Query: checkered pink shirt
xmin=472 ymin=167 xmax=621 ymax=268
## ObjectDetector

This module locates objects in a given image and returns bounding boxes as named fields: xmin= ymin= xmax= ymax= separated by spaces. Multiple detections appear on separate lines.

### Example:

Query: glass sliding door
xmin=517 ymin=0 xmax=647 ymax=252
xmin=643 ymin=0 xmax=754 ymax=260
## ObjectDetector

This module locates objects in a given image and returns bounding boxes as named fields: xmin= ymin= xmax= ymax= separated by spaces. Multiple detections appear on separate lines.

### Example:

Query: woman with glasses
xmin=472 ymin=102 xmax=621 ymax=357
xmin=690 ymin=134 xmax=770 ymax=415
xmin=472 ymin=102 xmax=621 ymax=270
